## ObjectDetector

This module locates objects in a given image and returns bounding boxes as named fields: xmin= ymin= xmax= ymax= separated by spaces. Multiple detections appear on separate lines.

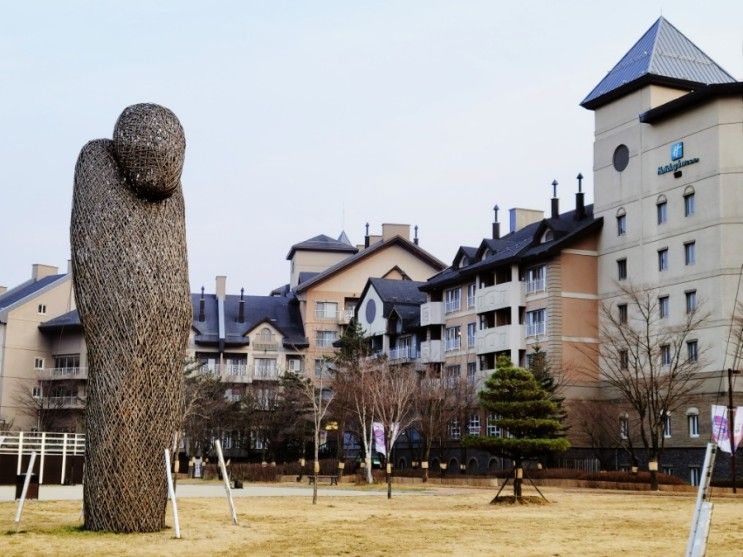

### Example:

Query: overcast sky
xmin=2 ymin=1 xmax=742 ymax=295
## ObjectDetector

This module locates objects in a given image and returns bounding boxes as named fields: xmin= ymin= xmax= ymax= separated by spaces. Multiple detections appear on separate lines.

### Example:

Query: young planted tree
xmin=589 ymin=284 xmax=707 ymax=490
xmin=370 ymin=360 xmax=418 ymax=499
xmin=413 ymin=370 xmax=450 ymax=482
xmin=464 ymin=356 xmax=569 ymax=499
xmin=298 ymin=364 xmax=334 ymax=504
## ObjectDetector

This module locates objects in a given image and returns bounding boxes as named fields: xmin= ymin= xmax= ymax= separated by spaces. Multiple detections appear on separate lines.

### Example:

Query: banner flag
xmin=372 ymin=422 xmax=386 ymax=456
xmin=711 ymin=405 xmax=743 ymax=454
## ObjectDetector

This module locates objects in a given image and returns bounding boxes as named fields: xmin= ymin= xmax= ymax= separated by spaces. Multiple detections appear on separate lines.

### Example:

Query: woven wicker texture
xmin=70 ymin=104 xmax=191 ymax=532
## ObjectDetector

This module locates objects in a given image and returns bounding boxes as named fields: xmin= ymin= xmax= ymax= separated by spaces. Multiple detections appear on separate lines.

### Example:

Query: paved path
xmin=0 ymin=482 xmax=431 ymax=502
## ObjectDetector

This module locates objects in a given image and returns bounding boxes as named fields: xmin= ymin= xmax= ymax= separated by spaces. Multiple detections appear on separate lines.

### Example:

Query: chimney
xmin=509 ymin=208 xmax=544 ymax=233
xmin=198 ymin=286 xmax=205 ymax=322
xmin=382 ymin=223 xmax=410 ymax=242
xmin=551 ymin=179 xmax=559 ymax=219
xmin=575 ymin=173 xmax=586 ymax=220
xmin=364 ymin=222 xmax=370 ymax=248
xmin=492 ymin=204 xmax=500 ymax=239
xmin=215 ymin=275 xmax=226 ymax=301
xmin=238 ymin=287 xmax=245 ymax=323
xmin=32 ymin=264 xmax=58 ymax=281
xmin=0 ymin=286 xmax=6 ymax=295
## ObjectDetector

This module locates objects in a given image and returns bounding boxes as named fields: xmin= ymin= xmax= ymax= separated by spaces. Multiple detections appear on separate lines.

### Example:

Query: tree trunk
xmin=650 ymin=470 xmax=658 ymax=491
xmin=422 ymin=443 xmax=431 ymax=483
xmin=514 ymin=462 xmax=523 ymax=498
xmin=386 ymin=463 xmax=392 ymax=499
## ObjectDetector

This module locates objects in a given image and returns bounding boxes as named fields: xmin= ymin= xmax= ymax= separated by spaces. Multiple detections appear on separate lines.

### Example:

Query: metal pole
xmin=164 ymin=449 xmax=180 ymax=539
xmin=14 ymin=451 xmax=37 ymax=531
xmin=728 ymin=369 xmax=738 ymax=493
xmin=214 ymin=439 xmax=238 ymax=525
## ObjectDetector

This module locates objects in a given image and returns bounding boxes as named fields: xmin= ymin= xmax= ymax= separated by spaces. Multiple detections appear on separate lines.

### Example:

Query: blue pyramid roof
xmin=581 ymin=17 xmax=735 ymax=109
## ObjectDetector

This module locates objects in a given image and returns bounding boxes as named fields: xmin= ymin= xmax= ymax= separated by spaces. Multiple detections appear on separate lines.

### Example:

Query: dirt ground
xmin=1 ymin=485 xmax=741 ymax=556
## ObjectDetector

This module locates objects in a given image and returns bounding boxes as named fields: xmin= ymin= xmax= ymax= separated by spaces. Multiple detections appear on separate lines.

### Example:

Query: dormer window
xmin=481 ymin=249 xmax=492 ymax=261
xmin=541 ymin=230 xmax=554 ymax=243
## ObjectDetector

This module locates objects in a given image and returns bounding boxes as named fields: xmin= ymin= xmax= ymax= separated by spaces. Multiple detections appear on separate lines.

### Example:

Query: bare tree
xmin=370 ymin=359 xmax=418 ymax=499
xmin=585 ymin=283 xmax=707 ymax=490
xmin=298 ymin=364 xmax=335 ymax=504
xmin=14 ymin=381 xmax=84 ymax=431
xmin=413 ymin=369 xmax=450 ymax=482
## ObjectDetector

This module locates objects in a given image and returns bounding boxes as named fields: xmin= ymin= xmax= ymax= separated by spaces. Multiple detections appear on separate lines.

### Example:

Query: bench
xmin=308 ymin=474 xmax=339 ymax=486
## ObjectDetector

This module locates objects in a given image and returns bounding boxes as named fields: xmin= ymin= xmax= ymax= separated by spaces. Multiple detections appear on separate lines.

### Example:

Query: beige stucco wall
xmin=290 ymin=250 xmax=352 ymax=288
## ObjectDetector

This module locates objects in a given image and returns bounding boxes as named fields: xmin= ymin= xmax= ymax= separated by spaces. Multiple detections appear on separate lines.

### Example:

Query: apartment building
xmin=420 ymin=195 xmax=602 ymax=399
xmin=287 ymin=224 xmax=445 ymax=378
xmin=0 ymin=264 xmax=80 ymax=431
xmin=582 ymin=17 xmax=743 ymax=477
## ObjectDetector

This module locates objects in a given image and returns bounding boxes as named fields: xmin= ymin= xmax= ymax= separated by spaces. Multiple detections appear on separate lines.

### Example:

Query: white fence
xmin=0 ymin=431 xmax=85 ymax=484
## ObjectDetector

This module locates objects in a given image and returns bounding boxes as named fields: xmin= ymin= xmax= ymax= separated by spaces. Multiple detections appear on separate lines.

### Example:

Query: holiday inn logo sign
xmin=658 ymin=141 xmax=699 ymax=175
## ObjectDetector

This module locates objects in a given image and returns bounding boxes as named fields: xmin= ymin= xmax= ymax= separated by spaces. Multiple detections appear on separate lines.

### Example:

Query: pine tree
xmin=464 ymin=355 xmax=569 ymax=498
xmin=527 ymin=345 xmax=567 ymax=430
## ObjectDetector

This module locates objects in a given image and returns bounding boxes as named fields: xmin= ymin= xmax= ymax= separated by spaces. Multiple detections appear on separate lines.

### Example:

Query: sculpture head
xmin=113 ymin=103 xmax=185 ymax=201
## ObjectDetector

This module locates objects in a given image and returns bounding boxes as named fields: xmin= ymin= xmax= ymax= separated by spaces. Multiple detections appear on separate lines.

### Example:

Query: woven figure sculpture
xmin=71 ymin=104 xmax=191 ymax=532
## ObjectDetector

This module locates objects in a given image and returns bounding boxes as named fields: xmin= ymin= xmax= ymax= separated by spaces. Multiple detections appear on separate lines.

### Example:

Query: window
xmin=445 ymin=326 xmax=461 ymax=352
xmin=487 ymin=414 xmax=501 ymax=437
xmin=619 ymin=415 xmax=629 ymax=440
xmin=34 ymin=357 xmax=44 ymax=370
xmin=657 ymin=197 xmax=667 ymax=225
xmin=662 ymin=466 xmax=673 ymax=476
xmin=467 ymin=362 xmax=476 ymax=384
xmin=684 ymin=191 xmax=695 ymax=217
xmin=618 ymin=304 xmax=628 ymax=324
xmin=32 ymin=385 xmax=42 ymax=398
xmin=468 ymin=414 xmax=481 ymax=436
xmin=316 ymin=330 xmax=337 ymax=347
xmin=658 ymin=248 xmax=668 ymax=272
xmin=448 ymin=419 xmax=461 ymax=440
xmin=686 ymin=290 xmax=697 ymax=314
xmin=254 ymin=358 xmax=277 ymax=379
xmin=445 ymin=288 xmax=461 ymax=313
xmin=37 ymin=304 xmax=47 ymax=315
xmin=663 ymin=413 xmax=672 ymax=438
xmin=526 ymin=265 xmax=546 ymax=293
xmin=617 ymin=258 xmax=627 ymax=281
xmin=687 ymin=340 xmax=698 ymax=362
xmin=687 ymin=412 xmax=700 ymax=438
xmin=445 ymin=365 xmax=460 ymax=386
xmin=619 ymin=349 xmax=629 ymax=370
xmin=684 ymin=241 xmax=696 ymax=266
xmin=690 ymin=466 xmax=701 ymax=487
xmin=467 ymin=322 xmax=476 ymax=348
xmin=613 ymin=144 xmax=629 ymax=172
xmin=467 ymin=283 xmax=476 ymax=308
xmin=315 ymin=301 xmax=337 ymax=320
xmin=314 ymin=359 xmax=324 ymax=378
xmin=661 ymin=345 xmax=671 ymax=366
xmin=526 ymin=309 xmax=546 ymax=337
xmin=659 ymin=296 xmax=669 ymax=319
xmin=616 ymin=208 xmax=626 ymax=236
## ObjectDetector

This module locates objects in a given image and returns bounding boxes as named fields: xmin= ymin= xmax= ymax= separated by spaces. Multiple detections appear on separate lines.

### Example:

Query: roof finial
xmin=365 ymin=222 xmax=369 ymax=235
xmin=493 ymin=204 xmax=499 ymax=223
xmin=551 ymin=179 xmax=558 ymax=198
xmin=200 ymin=285 xmax=204 ymax=298
xmin=240 ymin=287 xmax=244 ymax=301
xmin=576 ymin=173 xmax=583 ymax=193
xmin=414 ymin=225 xmax=419 ymax=246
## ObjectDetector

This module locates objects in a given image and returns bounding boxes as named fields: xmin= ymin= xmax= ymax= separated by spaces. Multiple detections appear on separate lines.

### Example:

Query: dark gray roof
xmin=370 ymin=278 xmax=426 ymax=307
xmin=286 ymin=234 xmax=358 ymax=260
xmin=38 ymin=309 xmax=82 ymax=333
xmin=422 ymin=204 xmax=602 ymax=291
xmin=192 ymin=293 xmax=307 ymax=348
xmin=270 ymin=283 xmax=290 ymax=297
xmin=582 ymin=17 xmax=735 ymax=109
xmin=0 ymin=274 xmax=67 ymax=312
xmin=295 ymin=236 xmax=445 ymax=294
xmin=390 ymin=304 xmax=422 ymax=332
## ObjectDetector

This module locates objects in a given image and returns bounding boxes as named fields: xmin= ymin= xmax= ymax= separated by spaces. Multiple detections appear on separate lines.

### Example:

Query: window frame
xmin=659 ymin=296 xmax=670 ymax=319
xmin=687 ymin=340 xmax=699 ymax=362
xmin=617 ymin=258 xmax=627 ymax=281
xmin=656 ymin=198 xmax=668 ymax=225
xmin=445 ymin=288 xmax=461 ymax=313
xmin=684 ymin=241 xmax=696 ymax=266
xmin=687 ymin=412 xmax=700 ymax=438
xmin=684 ymin=190 xmax=695 ymax=217
xmin=526 ymin=308 xmax=546 ymax=337
xmin=658 ymin=248 xmax=668 ymax=272
xmin=616 ymin=208 xmax=627 ymax=237
xmin=660 ymin=344 xmax=671 ymax=366
xmin=686 ymin=290 xmax=697 ymax=314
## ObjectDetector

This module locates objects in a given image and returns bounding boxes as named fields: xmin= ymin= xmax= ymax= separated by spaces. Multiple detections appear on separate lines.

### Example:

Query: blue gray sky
xmin=2 ymin=1 xmax=742 ymax=294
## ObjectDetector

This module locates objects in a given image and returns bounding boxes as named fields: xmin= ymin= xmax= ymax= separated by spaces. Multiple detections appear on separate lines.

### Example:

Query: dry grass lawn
xmin=1 ymin=486 xmax=742 ymax=556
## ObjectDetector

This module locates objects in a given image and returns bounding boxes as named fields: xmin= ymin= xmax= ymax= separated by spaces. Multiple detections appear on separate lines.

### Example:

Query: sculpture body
xmin=71 ymin=104 xmax=191 ymax=532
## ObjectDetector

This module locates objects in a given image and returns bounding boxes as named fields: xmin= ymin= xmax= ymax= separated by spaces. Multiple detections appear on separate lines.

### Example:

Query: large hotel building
xmin=1 ymin=17 xmax=741 ymax=482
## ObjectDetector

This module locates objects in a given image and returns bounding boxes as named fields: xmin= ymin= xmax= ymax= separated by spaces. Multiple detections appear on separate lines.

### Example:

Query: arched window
xmin=656 ymin=195 xmax=668 ymax=225
xmin=260 ymin=328 xmax=272 ymax=341
xmin=619 ymin=413 xmax=629 ymax=440
xmin=683 ymin=186 xmax=696 ymax=216
xmin=616 ymin=207 xmax=627 ymax=236
xmin=686 ymin=407 xmax=700 ymax=438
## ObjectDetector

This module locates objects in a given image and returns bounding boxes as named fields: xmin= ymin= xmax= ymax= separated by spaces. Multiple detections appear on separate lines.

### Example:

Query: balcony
xmin=388 ymin=346 xmax=420 ymax=362
xmin=420 ymin=302 xmax=444 ymax=326
xmin=253 ymin=366 xmax=279 ymax=381
xmin=338 ymin=309 xmax=355 ymax=325
xmin=253 ymin=334 xmax=279 ymax=351
xmin=475 ymin=282 xmax=525 ymax=314
xmin=475 ymin=324 xmax=525 ymax=355
xmin=35 ymin=396 xmax=85 ymax=409
xmin=37 ymin=367 xmax=88 ymax=381
xmin=420 ymin=340 xmax=443 ymax=363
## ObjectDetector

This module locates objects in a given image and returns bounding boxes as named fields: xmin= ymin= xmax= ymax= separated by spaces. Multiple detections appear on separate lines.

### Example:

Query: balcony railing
xmin=467 ymin=295 xmax=476 ymax=308
xmin=420 ymin=340 xmax=443 ymax=363
xmin=254 ymin=366 xmax=279 ymax=380
xmin=36 ymin=396 xmax=85 ymax=409
xmin=388 ymin=346 xmax=420 ymax=361
xmin=315 ymin=309 xmax=338 ymax=321
xmin=315 ymin=336 xmax=337 ymax=348
xmin=37 ymin=367 xmax=88 ymax=380
xmin=420 ymin=302 xmax=444 ymax=326
xmin=338 ymin=309 xmax=355 ymax=324
xmin=222 ymin=364 xmax=249 ymax=377
xmin=253 ymin=335 xmax=279 ymax=351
